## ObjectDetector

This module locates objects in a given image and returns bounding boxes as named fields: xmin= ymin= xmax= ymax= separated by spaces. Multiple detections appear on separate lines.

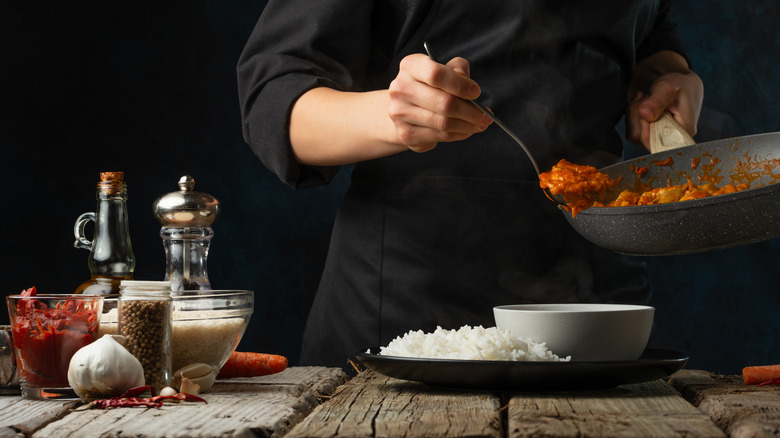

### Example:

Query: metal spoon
xmin=423 ymin=42 xmax=564 ymax=205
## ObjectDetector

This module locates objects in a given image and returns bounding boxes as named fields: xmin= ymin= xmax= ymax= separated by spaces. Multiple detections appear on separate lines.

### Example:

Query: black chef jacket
xmin=238 ymin=0 xmax=688 ymax=368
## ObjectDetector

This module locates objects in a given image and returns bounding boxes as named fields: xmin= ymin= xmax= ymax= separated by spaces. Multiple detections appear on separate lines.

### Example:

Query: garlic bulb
xmin=67 ymin=335 xmax=145 ymax=399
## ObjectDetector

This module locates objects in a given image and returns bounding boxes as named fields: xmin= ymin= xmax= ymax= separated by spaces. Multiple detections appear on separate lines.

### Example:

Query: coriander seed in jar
xmin=118 ymin=281 xmax=172 ymax=392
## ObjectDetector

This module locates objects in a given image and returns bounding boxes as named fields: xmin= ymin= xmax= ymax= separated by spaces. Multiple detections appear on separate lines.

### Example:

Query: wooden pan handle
xmin=649 ymin=112 xmax=695 ymax=153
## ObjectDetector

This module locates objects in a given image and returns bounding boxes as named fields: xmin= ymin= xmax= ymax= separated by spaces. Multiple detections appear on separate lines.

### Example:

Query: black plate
xmin=356 ymin=348 xmax=688 ymax=391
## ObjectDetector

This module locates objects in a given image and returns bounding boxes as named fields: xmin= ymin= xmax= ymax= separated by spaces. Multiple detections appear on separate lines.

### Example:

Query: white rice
xmin=378 ymin=325 xmax=570 ymax=362
xmin=99 ymin=308 xmax=247 ymax=372
xmin=168 ymin=314 xmax=246 ymax=373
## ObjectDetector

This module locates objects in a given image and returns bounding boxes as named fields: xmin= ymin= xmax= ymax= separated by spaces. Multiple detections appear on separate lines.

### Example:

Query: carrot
xmin=742 ymin=365 xmax=780 ymax=385
xmin=217 ymin=351 xmax=288 ymax=378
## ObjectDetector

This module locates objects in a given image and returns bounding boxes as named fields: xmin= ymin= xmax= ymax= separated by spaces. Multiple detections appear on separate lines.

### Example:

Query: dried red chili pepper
xmin=92 ymin=397 xmax=163 ymax=409
xmin=149 ymin=393 xmax=208 ymax=404
xmin=89 ymin=389 xmax=207 ymax=410
xmin=119 ymin=385 xmax=155 ymax=398
xmin=177 ymin=393 xmax=207 ymax=403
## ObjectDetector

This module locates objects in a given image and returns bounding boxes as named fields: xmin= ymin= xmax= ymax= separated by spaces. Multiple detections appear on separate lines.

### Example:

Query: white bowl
xmin=493 ymin=304 xmax=654 ymax=362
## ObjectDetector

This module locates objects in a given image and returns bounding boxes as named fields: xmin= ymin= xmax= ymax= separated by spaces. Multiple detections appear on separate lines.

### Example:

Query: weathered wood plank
xmin=507 ymin=379 xmax=726 ymax=438
xmin=24 ymin=366 xmax=346 ymax=438
xmin=671 ymin=369 xmax=780 ymax=438
xmin=287 ymin=371 xmax=503 ymax=438
xmin=214 ymin=366 xmax=346 ymax=401
xmin=0 ymin=396 xmax=77 ymax=438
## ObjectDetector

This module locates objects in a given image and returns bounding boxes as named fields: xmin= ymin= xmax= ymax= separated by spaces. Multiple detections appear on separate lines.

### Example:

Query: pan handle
xmin=650 ymin=112 xmax=696 ymax=153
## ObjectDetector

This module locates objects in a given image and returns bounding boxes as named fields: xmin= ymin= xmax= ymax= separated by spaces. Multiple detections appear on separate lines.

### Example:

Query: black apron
xmin=299 ymin=0 xmax=660 ymax=368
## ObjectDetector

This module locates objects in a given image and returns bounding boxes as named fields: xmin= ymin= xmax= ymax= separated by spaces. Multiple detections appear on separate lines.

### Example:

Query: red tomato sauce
xmin=11 ymin=287 xmax=100 ymax=387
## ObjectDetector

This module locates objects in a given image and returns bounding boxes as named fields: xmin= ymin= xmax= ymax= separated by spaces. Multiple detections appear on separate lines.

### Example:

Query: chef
xmin=237 ymin=0 xmax=703 ymax=369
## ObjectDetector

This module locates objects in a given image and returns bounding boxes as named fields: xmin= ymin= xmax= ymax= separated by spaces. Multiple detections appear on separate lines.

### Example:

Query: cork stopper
xmin=97 ymin=171 xmax=126 ymax=197
xmin=100 ymin=172 xmax=124 ymax=183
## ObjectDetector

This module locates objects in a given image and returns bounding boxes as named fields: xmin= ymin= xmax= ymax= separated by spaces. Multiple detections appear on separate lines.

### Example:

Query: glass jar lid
xmin=119 ymin=280 xmax=172 ymax=294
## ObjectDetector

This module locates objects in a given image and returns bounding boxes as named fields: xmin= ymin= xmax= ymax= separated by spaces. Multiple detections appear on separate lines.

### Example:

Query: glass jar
xmin=159 ymin=227 xmax=214 ymax=290
xmin=0 ymin=325 xmax=18 ymax=389
xmin=118 ymin=281 xmax=172 ymax=392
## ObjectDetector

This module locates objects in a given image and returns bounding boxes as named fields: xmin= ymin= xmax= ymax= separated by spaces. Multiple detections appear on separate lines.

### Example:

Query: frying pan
xmin=563 ymin=132 xmax=780 ymax=255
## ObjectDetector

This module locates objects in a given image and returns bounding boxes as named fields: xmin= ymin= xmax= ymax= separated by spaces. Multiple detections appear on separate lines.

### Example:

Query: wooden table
xmin=289 ymin=370 xmax=725 ymax=438
xmin=670 ymin=369 xmax=780 ymax=437
xmin=2 ymin=368 xmax=780 ymax=437
xmin=0 ymin=367 xmax=347 ymax=438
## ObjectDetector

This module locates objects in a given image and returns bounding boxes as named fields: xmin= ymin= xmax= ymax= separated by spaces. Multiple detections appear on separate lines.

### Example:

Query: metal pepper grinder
xmin=152 ymin=176 xmax=220 ymax=291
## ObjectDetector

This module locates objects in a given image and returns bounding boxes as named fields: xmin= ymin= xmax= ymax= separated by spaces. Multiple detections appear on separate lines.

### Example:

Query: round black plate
xmin=356 ymin=348 xmax=688 ymax=391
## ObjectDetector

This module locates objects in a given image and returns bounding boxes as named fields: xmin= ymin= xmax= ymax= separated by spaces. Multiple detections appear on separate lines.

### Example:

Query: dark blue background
xmin=1 ymin=1 xmax=778 ymax=375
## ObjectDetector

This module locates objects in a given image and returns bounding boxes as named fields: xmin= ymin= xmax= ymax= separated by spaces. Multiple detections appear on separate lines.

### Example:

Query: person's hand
xmin=387 ymin=53 xmax=493 ymax=153
xmin=626 ymin=70 xmax=703 ymax=150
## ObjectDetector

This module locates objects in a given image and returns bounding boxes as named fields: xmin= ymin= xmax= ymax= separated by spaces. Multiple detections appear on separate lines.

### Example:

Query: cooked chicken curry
xmin=540 ymin=158 xmax=753 ymax=217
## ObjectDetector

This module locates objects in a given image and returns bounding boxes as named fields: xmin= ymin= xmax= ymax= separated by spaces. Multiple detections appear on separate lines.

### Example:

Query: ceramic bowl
xmin=493 ymin=303 xmax=654 ymax=362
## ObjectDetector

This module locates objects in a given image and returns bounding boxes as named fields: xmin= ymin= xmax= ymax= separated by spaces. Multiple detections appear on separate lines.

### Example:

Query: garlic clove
xmin=159 ymin=386 xmax=178 ymax=397
xmin=179 ymin=377 xmax=200 ymax=396
xmin=174 ymin=363 xmax=214 ymax=379
xmin=173 ymin=363 xmax=217 ymax=392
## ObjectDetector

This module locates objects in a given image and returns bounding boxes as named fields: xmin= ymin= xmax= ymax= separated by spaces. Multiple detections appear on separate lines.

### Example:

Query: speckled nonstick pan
xmin=563 ymin=132 xmax=780 ymax=255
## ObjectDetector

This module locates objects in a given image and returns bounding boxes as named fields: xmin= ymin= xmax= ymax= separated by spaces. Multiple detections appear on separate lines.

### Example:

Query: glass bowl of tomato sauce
xmin=6 ymin=290 xmax=103 ymax=400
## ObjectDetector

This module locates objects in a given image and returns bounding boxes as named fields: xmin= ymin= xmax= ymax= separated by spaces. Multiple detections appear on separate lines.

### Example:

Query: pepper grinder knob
xmin=153 ymin=175 xmax=220 ymax=228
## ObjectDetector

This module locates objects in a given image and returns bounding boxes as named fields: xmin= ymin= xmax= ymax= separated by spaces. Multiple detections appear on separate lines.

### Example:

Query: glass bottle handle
xmin=74 ymin=212 xmax=96 ymax=250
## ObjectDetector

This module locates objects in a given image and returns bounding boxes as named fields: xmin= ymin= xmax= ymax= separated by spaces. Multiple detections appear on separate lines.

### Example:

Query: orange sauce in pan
xmin=540 ymin=154 xmax=780 ymax=217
